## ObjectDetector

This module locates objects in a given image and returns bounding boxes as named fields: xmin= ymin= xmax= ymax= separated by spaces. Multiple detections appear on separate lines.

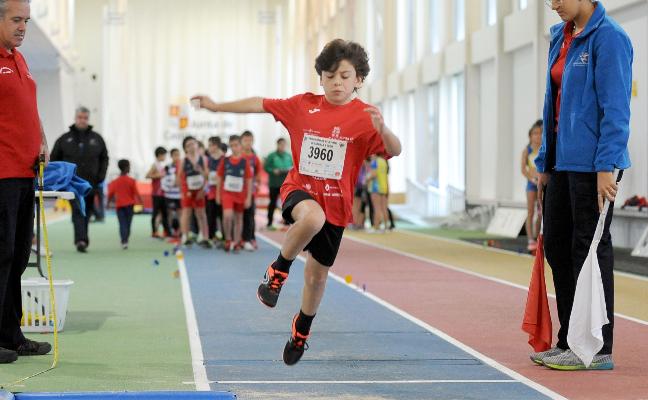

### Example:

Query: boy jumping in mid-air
xmin=193 ymin=39 xmax=401 ymax=365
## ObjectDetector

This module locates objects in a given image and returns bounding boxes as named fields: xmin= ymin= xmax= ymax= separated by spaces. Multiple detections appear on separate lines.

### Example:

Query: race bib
xmin=208 ymin=171 xmax=218 ymax=186
xmin=224 ymin=175 xmax=244 ymax=193
xmin=186 ymin=175 xmax=205 ymax=191
xmin=299 ymin=135 xmax=347 ymax=180
xmin=161 ymin=174 xmax=177 ymax=192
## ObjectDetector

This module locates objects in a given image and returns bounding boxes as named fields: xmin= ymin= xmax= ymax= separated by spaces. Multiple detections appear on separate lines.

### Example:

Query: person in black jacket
xmin=50 ymin=106 xmax=109 ymax=253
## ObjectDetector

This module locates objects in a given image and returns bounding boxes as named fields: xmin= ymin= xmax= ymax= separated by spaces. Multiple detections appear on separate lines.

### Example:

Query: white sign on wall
xmin=486 ymin=207 xmax=529 ymax=238
xmin=631 ymin=226 xmax=648 ymax=258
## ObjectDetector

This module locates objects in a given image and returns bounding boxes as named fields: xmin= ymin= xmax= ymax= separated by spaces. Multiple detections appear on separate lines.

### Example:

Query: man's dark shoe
xmin=16 ymin=339 xmax=51 ymax=356
xmin=0 ymin=347 xmax=18 ymax=363
xmin=76 ymin=241 xmax=88 ymax=253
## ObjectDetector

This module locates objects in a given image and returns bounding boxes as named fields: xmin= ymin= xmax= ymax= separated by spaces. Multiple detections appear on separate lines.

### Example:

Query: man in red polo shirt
xmin=0 ymin=0 xmax=52 ymax=364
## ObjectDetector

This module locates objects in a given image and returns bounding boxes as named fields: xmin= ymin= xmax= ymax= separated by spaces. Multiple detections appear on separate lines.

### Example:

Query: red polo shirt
xmin=551 ymin=22 xmax=578 ymax=131
xmin=0 ymin=47 xmax=41 ymax=179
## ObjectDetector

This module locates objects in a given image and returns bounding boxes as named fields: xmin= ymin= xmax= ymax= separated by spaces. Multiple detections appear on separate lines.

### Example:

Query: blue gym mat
xmin=6 ymin=392 xmax=234 ymax=400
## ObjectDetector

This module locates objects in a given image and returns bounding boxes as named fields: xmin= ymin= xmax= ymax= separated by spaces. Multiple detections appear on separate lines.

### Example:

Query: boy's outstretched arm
xmin=191 ymin=96 xmax=266 ymax=114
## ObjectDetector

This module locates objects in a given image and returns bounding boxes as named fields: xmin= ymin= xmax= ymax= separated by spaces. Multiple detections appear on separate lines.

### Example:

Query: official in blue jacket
xmin=534 ymin=0 xmax=633 ymax=370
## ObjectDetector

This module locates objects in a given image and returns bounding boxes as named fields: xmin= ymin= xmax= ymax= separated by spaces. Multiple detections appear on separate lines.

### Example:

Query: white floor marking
xmin=399 ymin=228 xmax=648 ymax=283
xmin=176 ymin=252 xmax=211 ymax=391
xmin=346 ymin=233 xmax=648 ymax=327
xmin=184 ymin=379 xmax=518 ymax=385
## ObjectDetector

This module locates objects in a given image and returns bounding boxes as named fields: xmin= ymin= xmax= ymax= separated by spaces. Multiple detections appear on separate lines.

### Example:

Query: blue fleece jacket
xmin=36 ymin=161 xmax=92 ymax=215
xmin=535 ymin=3 xmax=633 ymax=173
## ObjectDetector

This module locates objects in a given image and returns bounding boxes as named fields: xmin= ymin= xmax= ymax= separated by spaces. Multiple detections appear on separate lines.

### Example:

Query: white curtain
xmin=102 ymin=0 xmax=288 ymax=178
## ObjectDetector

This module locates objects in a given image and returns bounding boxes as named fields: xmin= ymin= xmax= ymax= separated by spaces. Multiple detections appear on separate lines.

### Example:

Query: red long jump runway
xmin=260 ymin=229 xmax=648 ymax=400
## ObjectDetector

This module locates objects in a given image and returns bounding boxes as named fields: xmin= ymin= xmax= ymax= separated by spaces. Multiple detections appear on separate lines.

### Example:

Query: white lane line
xmin=176 ymin=251 xmax=210 ymax=391
xmin=346 ymin=233 xmax=648 ymax=327
xmin=184 ymin=380 xmax=518 ymax=385
xmin=399 ymin=228 xmax=648 ymax=283
xmin=257 ymin=233 xmax=567 ymax=400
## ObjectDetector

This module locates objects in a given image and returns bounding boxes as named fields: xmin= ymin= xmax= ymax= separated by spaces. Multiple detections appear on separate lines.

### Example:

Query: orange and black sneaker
xmin=283 ymin=314 xmax=309 ymax=366
xmin=257 ymin=264 xmax=288 ymax=308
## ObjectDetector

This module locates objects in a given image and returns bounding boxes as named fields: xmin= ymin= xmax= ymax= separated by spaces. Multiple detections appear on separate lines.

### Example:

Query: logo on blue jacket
xmin=574 ymin=52 xmax=589 ymax=67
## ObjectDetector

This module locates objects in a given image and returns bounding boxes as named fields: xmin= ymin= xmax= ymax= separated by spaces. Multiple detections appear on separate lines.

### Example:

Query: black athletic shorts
xmin=282 ymin=190 xmax=345 ymax=267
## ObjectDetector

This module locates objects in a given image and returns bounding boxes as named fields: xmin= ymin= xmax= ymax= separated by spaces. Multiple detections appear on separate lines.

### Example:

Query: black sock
xmin=273 ymin=252 xmax=294 ymax=273
xmin=295 ymin=310 xmax=315 ymax=336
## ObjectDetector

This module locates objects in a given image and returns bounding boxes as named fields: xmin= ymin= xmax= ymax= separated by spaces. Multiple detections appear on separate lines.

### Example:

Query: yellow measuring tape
xmin=1 ymin=160 xmax=59 ymax=389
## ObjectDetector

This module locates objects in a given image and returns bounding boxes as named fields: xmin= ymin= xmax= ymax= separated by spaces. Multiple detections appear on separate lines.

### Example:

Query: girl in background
xmin=521 ymin=120 xmax=543 ymax=251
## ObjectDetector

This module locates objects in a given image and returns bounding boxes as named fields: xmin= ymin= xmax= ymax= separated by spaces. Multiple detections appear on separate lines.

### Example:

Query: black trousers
xmin=242 ymin=200 xmax=256 ymax=242
xmin=93 ymin=187 xmax=105 ymax=220
xmin=543 ymin=171 xmax=616 ymax=354
xmin=71 ymin=188 xmax=96 ymax=245
xmin=206 ymin=198 xmax=223 ymax=239
xmin=0 ymin=178 xmax=33 ymax=349
xmin=152 ymin=195 xmax=170 ymax=235
xmin=117 ymin=205 xmax=134 ymax=244
xmin=165 ymin=198 xmax=181 ymax=235
xmin=267 ymin=187 xmax=281 ymax=227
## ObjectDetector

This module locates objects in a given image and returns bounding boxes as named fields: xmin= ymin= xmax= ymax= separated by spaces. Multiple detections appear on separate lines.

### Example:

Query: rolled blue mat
xmin=14 ymin=393 xmax=235 ymax=400
xmin=0 ymin=391 xmax=16 ymax=400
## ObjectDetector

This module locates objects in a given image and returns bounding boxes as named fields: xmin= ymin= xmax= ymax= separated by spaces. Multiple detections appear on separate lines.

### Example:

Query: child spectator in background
xmin=108 ymin=159 xmax=142 ymax=249
xmin=217 ymin=135 xmax=253 ymax=252
xmin=177 ymin=136 xmax=212 ymax=248
xmin=206 ymin=136 xmax=225 ymax=245
xmin=366 ymin=155 xmax=389 ymax=233
xmin=521 ymin=120 xmax=543 ymax=251
xmin=264 ymin=137 xmax=293 ymax=230
xmin=241 ymin=130 xmax=263 ymax=251
xmin=162 ymin=148 xmax=182 ymax=241
xmin=146 ymin=146 xmax=170 ymax=238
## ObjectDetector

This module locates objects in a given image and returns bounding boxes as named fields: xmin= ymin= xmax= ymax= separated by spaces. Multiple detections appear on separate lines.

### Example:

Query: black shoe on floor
xmin=198 ymin=240 xmax=213 ymax=249
xmin=76 ymin=241 xmax=88 ymax=253
xmin=0 ymin=347 xmax=18 ymax=363
xmin=16 ymin=339 xmax=51 ymax=356
xmin=283 ymin=314 xmax=309 ymax=366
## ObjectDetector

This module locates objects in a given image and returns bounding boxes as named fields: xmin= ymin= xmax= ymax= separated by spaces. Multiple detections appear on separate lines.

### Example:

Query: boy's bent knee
xmin=303 ymin=210 xmax=326 ymax=232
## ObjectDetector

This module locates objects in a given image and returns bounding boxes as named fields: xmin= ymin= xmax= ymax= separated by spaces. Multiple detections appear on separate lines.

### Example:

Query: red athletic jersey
xmin=178 ymin=156 xmax=207 ymax=194
xmin=108 ymin=175 xmax=140 ymax=208
xmin=0 ymin=47 xmax=41 ymax=179
xmin=263 ymin=93 xmax=389 ymax=227
xmin=217 ymin=155 xmax=252 ymax=202
xmin=551 ymin=22 xmax=577 ymax=131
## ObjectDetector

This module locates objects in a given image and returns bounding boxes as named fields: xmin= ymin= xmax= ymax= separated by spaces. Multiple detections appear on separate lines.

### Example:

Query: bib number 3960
xmin=299 ymin=134 xmax=347 ymax=180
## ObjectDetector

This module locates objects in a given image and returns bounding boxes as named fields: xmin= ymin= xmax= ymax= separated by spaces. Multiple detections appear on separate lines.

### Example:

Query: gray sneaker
xmin=530 ymin=347 xmax=565 ymax=365
xmin=543 ymin=349 xmax=614 ymax=371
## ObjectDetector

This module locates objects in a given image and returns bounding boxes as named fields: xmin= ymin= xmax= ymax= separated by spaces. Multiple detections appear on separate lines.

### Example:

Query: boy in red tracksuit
xmin=108 ymin=159 xmax=142 ymax=249
xmin=216 ymin=135 xmax=253 ymax=252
